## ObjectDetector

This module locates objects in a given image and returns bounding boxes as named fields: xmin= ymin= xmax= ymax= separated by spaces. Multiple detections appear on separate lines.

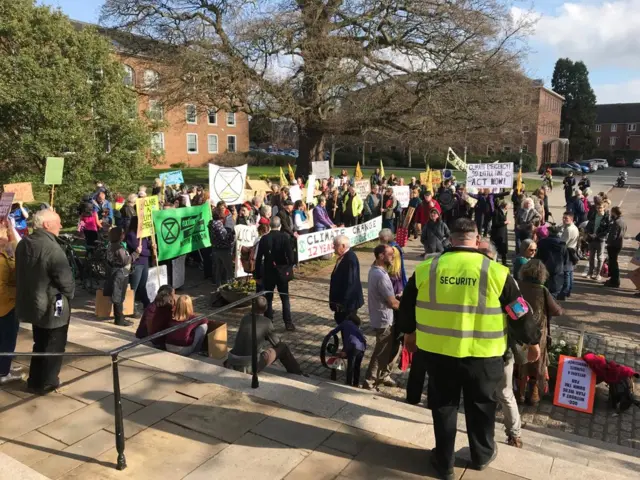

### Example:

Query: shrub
xmin=169 ymin=162 xmax=187 ymax=169
xmin=211 ymin=153 xmax=256 ymax=167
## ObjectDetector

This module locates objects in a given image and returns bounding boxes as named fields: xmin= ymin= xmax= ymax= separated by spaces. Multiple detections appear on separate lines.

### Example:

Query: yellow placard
xmin=432 ymin=170 xmax=442 ymax=186
xmin=136 ymin=195 xmax=160 ymax=238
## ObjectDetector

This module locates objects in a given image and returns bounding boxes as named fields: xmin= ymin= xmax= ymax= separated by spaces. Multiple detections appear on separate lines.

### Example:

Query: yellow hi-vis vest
xmin=415 ymin=251 xmax=509 ymax=358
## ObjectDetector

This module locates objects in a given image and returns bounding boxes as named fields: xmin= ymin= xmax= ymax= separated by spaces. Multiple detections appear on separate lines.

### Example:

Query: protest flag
xmin=354 ymin=162 xmax=363 ymax=180
xmin=279 ymin=167 xmax=288 ymax=186
xmin=517 ymin=167 xmax=523 ymax=194
xmin=288 ymin=164 xmax=296 ymax=183
xmin=380 ymin=160 xmax=385 ymax=179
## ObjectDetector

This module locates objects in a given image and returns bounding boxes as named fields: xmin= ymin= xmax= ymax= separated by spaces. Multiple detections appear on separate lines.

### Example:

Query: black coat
xmin=277 ymin=210 xmax=294 ymax=237
xmin=536 ymin=236 xmax=568 ymax=295
xmin=491 ymin=208 xmax=509 ymax=253
xmin=421 ymin=220 xmax=450 ymax=253
xmin=255 ymin=230 xmax=294 ymax=280
xmin=329 ymin=249 xmax=364 ymax=312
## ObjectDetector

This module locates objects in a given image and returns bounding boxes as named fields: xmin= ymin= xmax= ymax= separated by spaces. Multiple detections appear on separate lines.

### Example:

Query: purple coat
xmin=313 ymin=206 xmax=333 ymax=231
xmin=125 ymin=232 xmax=151 ymax=266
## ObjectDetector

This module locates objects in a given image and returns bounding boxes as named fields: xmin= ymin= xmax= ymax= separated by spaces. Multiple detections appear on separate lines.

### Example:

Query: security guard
xmin=399 ymin=218 xmax=540 ymax=480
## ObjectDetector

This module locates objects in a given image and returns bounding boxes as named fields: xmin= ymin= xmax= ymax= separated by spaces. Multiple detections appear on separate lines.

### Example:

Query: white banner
xmin=171 ymin=255 xmax=186 ymax=289
xmin=147 ymin=265 xmax=168 ymax=302
xmin=208 ymin=163 xmax=248 ymax=205
xmin=391 ymin=186 xmax=410 ymax=208
xmin=234 ymin=224 xmax=259 ymax=277
xmin=306 ymin=175 xmax=316 ymax=204
xmin=354 ymin=180 xmax=371 ymax=198
xmin=466 ymin=162 xmax=513 ymax=190
xmin=296 ymin=216 xmax=383 ymax=262
xmin=289 ymin=185 xmax=302 ymax=203
xmin=311 ymin=161 xmax=330 ymax=179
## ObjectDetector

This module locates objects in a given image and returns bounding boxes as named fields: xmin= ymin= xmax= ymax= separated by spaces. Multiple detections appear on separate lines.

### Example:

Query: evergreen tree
xmin=551 ymin=58 xmax=597 ymax=160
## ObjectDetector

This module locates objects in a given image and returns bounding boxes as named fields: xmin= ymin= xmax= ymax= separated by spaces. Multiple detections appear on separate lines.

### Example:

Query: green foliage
xmin=552 ymin=58 xmax=597 ymax=160
xmin=0 ymin=0 xmax=156 ymax=218
xmin=169 ymin=162 xmax=188 ymax=169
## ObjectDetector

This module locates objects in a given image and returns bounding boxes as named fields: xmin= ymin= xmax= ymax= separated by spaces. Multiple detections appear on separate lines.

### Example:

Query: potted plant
xmin=547 ymin=339 xmax=579 ymax=388
xmin=219 ymin=278 xmax=256 ymax=307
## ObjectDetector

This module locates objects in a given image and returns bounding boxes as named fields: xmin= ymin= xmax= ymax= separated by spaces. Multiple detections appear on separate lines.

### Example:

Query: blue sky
xmin=42 ymin=0 xmax=640 ymax=104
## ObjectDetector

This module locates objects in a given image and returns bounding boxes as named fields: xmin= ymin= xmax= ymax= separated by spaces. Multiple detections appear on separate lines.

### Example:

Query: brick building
xmin=74 ymin=21 xmax=249 ymax=168
xmin=593 ymin=103 xmax=640 ymax=151
xmin=524 ymin=82 xmax=564 ymax=165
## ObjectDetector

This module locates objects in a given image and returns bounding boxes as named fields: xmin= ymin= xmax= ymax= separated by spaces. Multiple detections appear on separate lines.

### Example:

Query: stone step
xmin=0 ymin=452 xmax=51 ymax=480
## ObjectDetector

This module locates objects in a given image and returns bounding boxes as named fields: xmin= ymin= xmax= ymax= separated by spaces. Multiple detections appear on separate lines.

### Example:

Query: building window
xmin=143 ymin=69 xmax=159 ymax=89
xmin=390 ymin=146 xmax=397 ymax=152
xmin=208 ymin=109 xmax=217 ymax=125
xmin=611 ymin=124 xmax=618 ymax=132
xmin=151 ymin=133 xmax=165 ymax=153
xmin=357 ymin=146 xmax=363 ymax=154
xmin=610 ymin=137 xmax=617 ymax=146
xmin=503 ymin=146 xmax=512 ymax=153
xmin=186 ymin=104 xmax=197 ymax=124
xmin=628 ymin=124 xmax=637 ymax=132
xmin=521 ymin=145 xmax=528 ymax=153
xmin=226 ymin=112 xmax=236 ymax=126
xmin=487 ymin=146 xmax=495 ymax=155
xmin=187 ymin=133 xmax=198 ymax=153
xmin=148 ymin=99 xmax=163 ymax=121
xmin=126 ymin=99 xmax=138 ymax=119
xmin=207 ymin=134 xmax=218 ymax=154
xmin=522 ymin=125 xmax=530 ymax=133
xmin=626 ymin=137 xmax=631 ymax=146
xmin=595 ymin=124 xmax=601 ymax=132
xmin=596 ymin=137 xmax=600 ymax=146
xmin=227 ymin=135 xmax=236 ymax=153
xmin=123 ymin=65 xmax=135 ymax=87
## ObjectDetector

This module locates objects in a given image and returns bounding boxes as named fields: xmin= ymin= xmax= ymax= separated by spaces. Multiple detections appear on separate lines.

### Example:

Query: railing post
xmin=111 ymin=354 xmax=127 ymax=470
xmin=251 ymin=296 xmax=259 ymax=389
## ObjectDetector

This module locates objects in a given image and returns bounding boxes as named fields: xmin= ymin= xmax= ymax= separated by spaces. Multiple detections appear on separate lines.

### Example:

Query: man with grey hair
xmin=329 ymin=235 xmax=363 ymax=324
xmin=478 ymin=237 xmax=497 ymax=260
xmin=255 ymin=215 xmax=296 ymax=330
xmin=16 ymin=209 xmax=74 ymax=395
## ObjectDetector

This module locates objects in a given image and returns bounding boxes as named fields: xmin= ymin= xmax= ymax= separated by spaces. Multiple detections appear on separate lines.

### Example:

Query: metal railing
xmin=0 ymin=290 xmax=285 ymax=471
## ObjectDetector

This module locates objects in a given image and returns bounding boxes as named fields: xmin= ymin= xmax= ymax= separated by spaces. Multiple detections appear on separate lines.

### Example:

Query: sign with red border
xmin=553 ymin=355 xmax=597 ymax=414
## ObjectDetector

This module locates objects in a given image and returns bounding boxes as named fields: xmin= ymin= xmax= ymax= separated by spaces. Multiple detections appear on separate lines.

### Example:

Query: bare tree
xmin=101 ymin=0 xmax=533 ymax=175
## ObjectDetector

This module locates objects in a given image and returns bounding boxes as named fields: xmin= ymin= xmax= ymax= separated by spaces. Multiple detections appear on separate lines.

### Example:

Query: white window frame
xmin=148 ymin=99 xmax=164 ymax=121
xmin=626 ymin=136 xmax=631 ymax=146
xmin=151 ymin=132 xmax=165 ymax=153
xmin=503 ymin=145 xmax=512 ymax=153
xmin=521 ymin=144 xmax=528 ymax=153
xmin=628 ymin=123 xmax=637 ymax=132
xmin=143 ymin=69 xmax=159 ymax=90
xmin=187 ymin=133 xmax=199 ymax=154
xmin=487 ymin=145 xmax=495 ymax=155
xmin=596 ymin=137 xmax=600 ymax=146
xmin=226 ymin=112 xmax=236 ymax=127
xmin=207 ymin=134 xmax=219 ymax=154
xmin=207 ymin=109 xmax=217 ymax=125
xmin=521 ymin=125 xmax=530 ymax=133
xmin=595 ymin=124 xmax=601 ymax=132
xmin=227 ymin=135 xmax=237 ymax=153
xmin=611 ymin=124 xmax=618 ymax=132
xmin=186 ymin=104 xmax=198 ymax=124
xmin=123 ymin=64 xmax=135 ymax=87
xmin=610 ymin=136 xmax=617 ymax=146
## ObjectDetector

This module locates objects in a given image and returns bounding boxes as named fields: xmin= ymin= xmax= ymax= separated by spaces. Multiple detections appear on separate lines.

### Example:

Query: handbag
xmin=270 ymin=248 xmax=294 ymax=283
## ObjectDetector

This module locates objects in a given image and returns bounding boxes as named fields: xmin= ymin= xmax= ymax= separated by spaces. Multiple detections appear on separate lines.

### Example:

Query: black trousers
xmin=406 ymin=348 xmax=428 ymax=405
xmin=424 ymin=352 xmax=504 ymax=471
xmin=607 ymin=246 xmax=621 ymax=285
xmin=28 ymin=324 xmax=69 ymax=390
xmin=346 ymin=350 xmax=364 ymax=386
xmin=263 ymin=274 xmax=292 ymax=324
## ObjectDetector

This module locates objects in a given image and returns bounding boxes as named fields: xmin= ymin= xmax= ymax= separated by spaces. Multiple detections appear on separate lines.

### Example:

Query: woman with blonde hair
xmin=517 ymin=259 xmax=562 ymax=405
xmin=165 ymin=295 xmax=208 ymax=356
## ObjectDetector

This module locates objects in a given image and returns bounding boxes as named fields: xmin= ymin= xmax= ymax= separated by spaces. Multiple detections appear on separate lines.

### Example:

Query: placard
xmin=171 ymin=255 xmax=186 ymax=289
xmin=3 ymin=183 xmax=34 ymax=203
xmin=0 ymin=192 xmax=15 ymax=220
xmin=234 ymin=224 xmax=259 ymax=277
xmin=311 ymin=161 xmax=330 ymax=179
xmin=354 ymin=180 xmax=371 ymax=198
xmin=432 ymin=170 xmax=442 ymax=186
xmin=152 ymin=204 xmax=212 ymax=262
xmin=44 ymin=157 xmax=65 ymax=185
xmin=289 ymin=185 xmax=302 ymax=203
xmin=147 ymin=265 xmax=168 ymax=302
xmin=209 ymin=164 xmax=248 ymax=205
xmin=306 ymin=175 xmax=317 ymax=204
xmin=553 ymin=355 xmax=597 ymax=414
xmin=136 ymin=195 xmax=160 ymax=238
xmin=246 ymin=179 xmax=271 ymax=196
xmin=297 ymin=216 xmax=382 ymax=262
xmin=391 ymin=186 xmax=410 ymax=208
xmin=159 ymin=170 xmax=184 ymax=186
xmin=466 ymin=163 xmax=513 ymax=189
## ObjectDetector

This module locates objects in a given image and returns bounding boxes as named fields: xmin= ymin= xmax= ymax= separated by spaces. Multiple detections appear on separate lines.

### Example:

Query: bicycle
xmin=58 ymin=234 xmax=91 ymax=291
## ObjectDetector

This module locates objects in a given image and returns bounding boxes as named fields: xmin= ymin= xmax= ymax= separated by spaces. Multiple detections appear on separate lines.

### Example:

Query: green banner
xmin=153 ymin=204 xmax=211 ymax=262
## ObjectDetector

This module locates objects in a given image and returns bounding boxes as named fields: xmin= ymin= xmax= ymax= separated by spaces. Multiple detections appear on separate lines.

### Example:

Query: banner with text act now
xmin=153 ymin=204 xmax=211 ymax=262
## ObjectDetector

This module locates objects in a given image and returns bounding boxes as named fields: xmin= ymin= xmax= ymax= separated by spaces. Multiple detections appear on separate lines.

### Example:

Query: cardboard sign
xmin=297 ymin=216 xmax=382 ymax=262
xmin=553 ymin=355 xmax=597 ymax=414
xmin=467 ymin=163 xmax=513 ymax=190
xmin=159 ymin=170 xmax=184 ymax=186
xmin=311 ymin=161 xmax=330 ymax=179
xmin=209 ymin=164 xmax=248 ymax=205
xmin=391 ymin=186 xmax=410 ymax=208
xmin=3 ymin=183 xmax=34 ymax=203
xmin=44 ymin=157 xmax=65 ymax=185
xmin=147 ymin=265 xmax=168 ymax=302
xmin=136 ymin=196 xmax=160 ymax=238
xmin=432 ymin=170 xmax=442 ymax=186
xmin=354 ymin=180 xmax=371 ymax=198
xmin=153 ymin=204 xmax=212 ymax=262
xmin=234 ymin=224 xmax=259 ymax=277
xmin=246 ymin=179 xmax=271 ymax=196
xmin=289 ymin=185 xmax=302 ymax=203
xmin=306 ymin=175 xmax=317 ymax=204
xmin=0 ymin=192 xmax=15 ymax=220
xmin=171 ymin=255 xmax=186 ymax=289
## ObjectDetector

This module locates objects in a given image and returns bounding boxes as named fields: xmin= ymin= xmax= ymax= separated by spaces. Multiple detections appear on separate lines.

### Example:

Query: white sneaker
xmin=595 ymin=275 xmax=603 ymax=282
xmin=10 ymin=365 xmax=24 ymax=374
xmin=581 ymin=271 xmax=590 ymax=278
xmin=0 ymin=372 xmax=25 ymax=385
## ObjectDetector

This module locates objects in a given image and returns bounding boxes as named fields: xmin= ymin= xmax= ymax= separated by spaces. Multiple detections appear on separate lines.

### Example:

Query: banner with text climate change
xmin=297 ymin=216 xmax=383 ymax=262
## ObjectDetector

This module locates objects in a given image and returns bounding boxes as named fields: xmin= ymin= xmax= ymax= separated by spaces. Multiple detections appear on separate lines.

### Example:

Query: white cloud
xmin=530 ymin=0 xmax=640 ymax=68
xmin=593 ymin=79 xmax=640 ymax=103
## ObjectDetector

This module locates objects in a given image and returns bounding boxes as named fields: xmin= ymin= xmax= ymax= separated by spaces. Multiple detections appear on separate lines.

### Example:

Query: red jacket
xmin=415 ymin=199 xmax=441 ymax=224
xmin=165 ymin=316 xmax=208 ymax=346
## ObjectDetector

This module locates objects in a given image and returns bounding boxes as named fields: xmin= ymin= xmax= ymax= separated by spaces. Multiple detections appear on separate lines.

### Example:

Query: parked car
xmin=590 ymin=158 xmax=609 ymax=169
xmin=579 ymin=160 xmax=597 ymax=172
xmin=633 ymin=159 xmax=640 ymax=168
xmin=615 ymin=157 xmax=626 ymax=167
xmin=567 ymin=161 xmax=589 ymax=173
xmin=560 ymin=163 xmax=582 ymax=172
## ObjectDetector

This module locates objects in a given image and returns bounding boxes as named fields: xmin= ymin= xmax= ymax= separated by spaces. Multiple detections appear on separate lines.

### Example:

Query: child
xmin=165 ymin=295 xmax=208 ymax=356
xmin=105 ymin=227 xmax=140 ymax=326
xmin=327 ymin=313 xmax=367 ymax=387
xmin=78 ymin=202 xmax=101 ymax=247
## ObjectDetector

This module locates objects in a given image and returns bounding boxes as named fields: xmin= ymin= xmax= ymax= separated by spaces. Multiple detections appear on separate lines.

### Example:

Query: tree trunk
xmin=361 ymin=138 xmax=366 ymax=166
xmin=330 ymin=141 xmax=335 ymax=169
xmin=297 ymin=127 xmax=324 ymax=178
xmin=407 ymin=148 xmax=412 ymax=168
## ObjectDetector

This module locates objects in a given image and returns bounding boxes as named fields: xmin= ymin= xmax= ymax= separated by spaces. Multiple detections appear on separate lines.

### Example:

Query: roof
xmin=538 ymin=85 xmax=565 ymax=101
xmin=596 ymin=103 xmax=640 ymax=124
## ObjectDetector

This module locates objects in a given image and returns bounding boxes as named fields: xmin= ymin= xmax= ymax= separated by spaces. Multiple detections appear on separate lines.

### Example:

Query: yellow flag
xmin=288 ymin=164 xmax=296 ymax=182
xmin=379 ymin=160 xmax=385 ymax=179
xmin=517 ymin=167 xmax=523 ymax=194
xmin=354 ymin=162 xmax=363 ymax=180
xmin=426 ymin=167 xmax=433 ymax=194
xmin=279 ymin=167 xmax=288 ymax=186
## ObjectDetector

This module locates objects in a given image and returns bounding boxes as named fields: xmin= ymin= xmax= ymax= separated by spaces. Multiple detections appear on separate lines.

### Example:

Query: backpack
xmin=240 ymin=245 xmax=256 ymax=273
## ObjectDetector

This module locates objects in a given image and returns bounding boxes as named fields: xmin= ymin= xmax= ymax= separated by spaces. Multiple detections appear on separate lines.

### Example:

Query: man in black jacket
xmin=536 ymin=225 xmax=569 ymax=298
xmin=255 ymin=216 xmax=296 ymax=331
xmin=329 ymin=235 xmax=364 ymax=324
xmin=15 ymin=209 xmax=74 ymax=395
xmin=605 ymin=206 xmax=627 ymax=288
xmin=276 ymin=200 xmax=296 ymax=239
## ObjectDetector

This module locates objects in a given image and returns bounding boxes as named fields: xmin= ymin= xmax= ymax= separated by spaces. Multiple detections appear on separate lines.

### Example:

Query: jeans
xmin=561 ymin=269 xmax=574 ymax=297
xmin=113 ymin=302 xmax=126 ymax=325
xmin=494 ymin=355 xmax=521 ymax=438
xmin=174 ymin=324 xmax=208 ymax=357
xmin=382 ymin=218 xmax=395 ymax=233
xmin=129 ymin=263 xmax=151 ymax=309
xmin=0 ymin=309 xmax=19 ymax=376
xmin=588 ymin=240 xmax=605 ymax=276
xmin=425 ymin=352 xmax=503 ymax=471
xmin=263 ymin=274 xmax=292 ymax=325
xmin=607 ymin=246 xmax=621 ymax=285
xmin=346 ymin=350 xmax=364 ymax=386
xmin=363 ymin=325 xmax=401 ymax=388
xmin=28 ymin=324 xmax=69 ymax=390
xmin=211 ymin=248 xmax=234 ymax=287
